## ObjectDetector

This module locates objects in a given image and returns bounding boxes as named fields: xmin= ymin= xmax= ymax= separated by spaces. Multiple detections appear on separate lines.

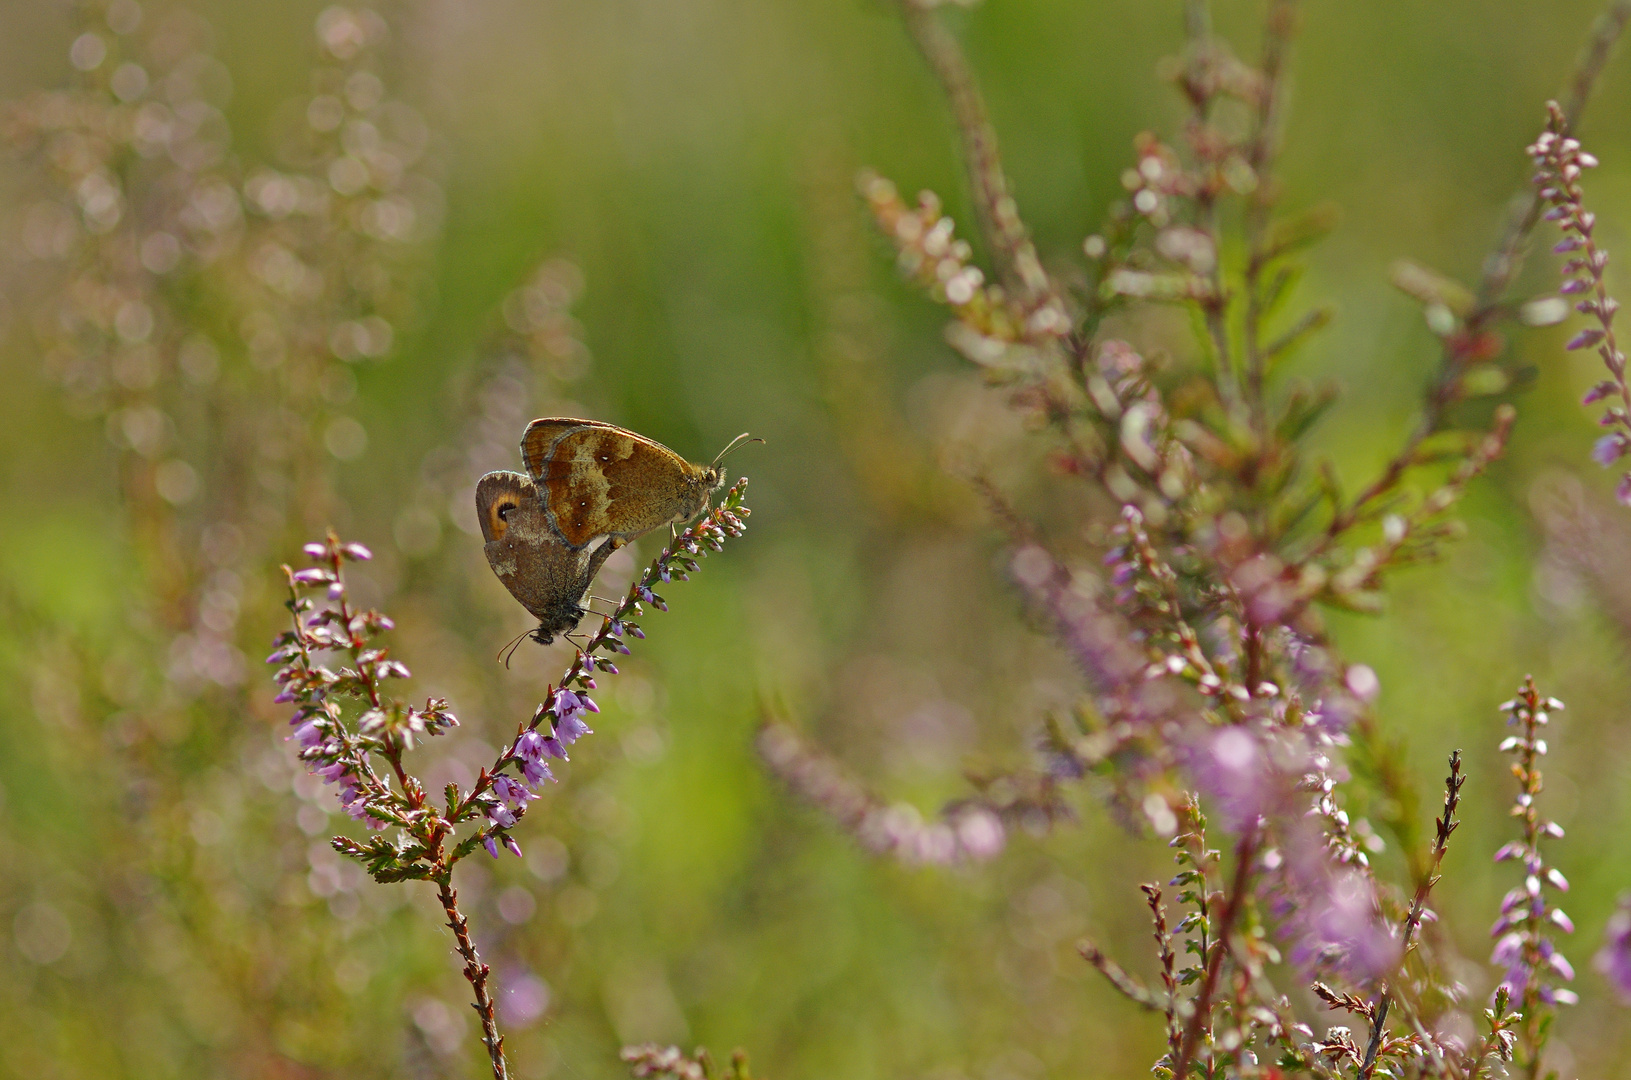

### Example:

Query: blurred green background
xmin=5 ymin=0 xmax=1631 ymax=1077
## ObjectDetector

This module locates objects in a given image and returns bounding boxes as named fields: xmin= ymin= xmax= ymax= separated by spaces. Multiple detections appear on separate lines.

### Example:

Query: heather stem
xmin=1177 ymin=0 xmax=1237 ymax=406
xmin=1243 ymin=0 xmax=1300 ymax=427
xmin=438 ymin=875 xmax=509 ymax=1080
xmin=1143 ymin=883 xmax=1183 ymax=1062
xmin=894 ymin=0 xmax=1053 ymax=304
xmin=1170 ymin=826 xmax=1257 ymax=1080
xmin=1358 ymin=750 xmax=1465 ymax=1080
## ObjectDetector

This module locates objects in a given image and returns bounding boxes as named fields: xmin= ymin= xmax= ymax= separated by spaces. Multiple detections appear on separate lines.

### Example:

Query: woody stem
xmin=437 ymin=874 xmax=509 ymax=1080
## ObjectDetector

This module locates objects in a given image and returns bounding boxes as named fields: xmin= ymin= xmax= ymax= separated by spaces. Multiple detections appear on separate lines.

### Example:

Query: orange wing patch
xmin=475 ymin=471 xmax=532 ymax=544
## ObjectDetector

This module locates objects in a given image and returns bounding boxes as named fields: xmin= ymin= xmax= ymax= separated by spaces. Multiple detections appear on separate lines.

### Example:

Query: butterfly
xmin=477 ymin=418 xmax=755 ymax=655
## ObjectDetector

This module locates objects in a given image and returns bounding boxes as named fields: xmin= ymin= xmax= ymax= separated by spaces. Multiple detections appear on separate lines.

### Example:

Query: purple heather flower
xmin=341 ymin=542 xmax=373 ymax=561
xmin=1190 ymin=727 xmax=1276 ymax=832
xmin=315 ymin=761 xmax=350 ymax=783
xmin=487 ymin=801 xmax=517 ymax=828
xmin=484 ymin=834 xmax=500 ymax=859
xmin=556 ymin=712 xmax=593 ymax=745
xmin=505 ymin=836 xmax=523 ymax=858
xmin=1584 ymin=380 xmax=1618 ymax=404
xmin=1592 ymin=432 xmax=1628 ymax=466
xmin=514 ymin=730 xmax=562 ymax=786
xmin=552 ymin=686 xmax=598 ymax=729
xmin=303 ymin=543 xmax=327 ymax=558
xmin=628 ymin=624 xmax=645 ymax=639
xmin=291 ymin=568 xmax=333 ymax=585
xmin=491 ymin=774 xmax=532 ymax=811
xmin=1595 ymin=896 xmax=1631 ymax=1001
xmin=1284 ymin=864 xmax=1401 ymax=981
xmin=520 ymin=756 xmax=556 ymax=787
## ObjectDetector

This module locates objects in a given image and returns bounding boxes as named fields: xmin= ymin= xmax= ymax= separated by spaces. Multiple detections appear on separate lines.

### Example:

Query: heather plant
xmin=273 ymin=485 xmax=749 ymax=1077
xmin=739 ymin=1 xmax=1631 ymax=1078
xmin=10 ymin=0 xmax=1631 ymax=1078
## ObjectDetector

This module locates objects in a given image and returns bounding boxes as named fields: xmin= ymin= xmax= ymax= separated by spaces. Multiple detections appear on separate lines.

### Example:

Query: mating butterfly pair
xmin=477 ymin=418 xmax=750 ymax=650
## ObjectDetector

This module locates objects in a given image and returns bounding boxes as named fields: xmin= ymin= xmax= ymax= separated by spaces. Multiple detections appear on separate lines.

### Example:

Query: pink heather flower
xmin=954 ymin=808 xmax=1006 ymax=860
xmin=504 ymin=836 xmax=523 ymax=858
xmin=1344 ymin=664 xmax=1380 ymax=703
xmin=1592 ymin=432 xmax=1628 ymax=466
xmin=302 ymin=543 xmax=327 ymax=558
xmin=484 ymin=834 xmax=500 ymax=859
xmin=341 ymin=542 xmax=372 ymax=561
xmin=1617 ymin=473 xmax=1631 ymax=507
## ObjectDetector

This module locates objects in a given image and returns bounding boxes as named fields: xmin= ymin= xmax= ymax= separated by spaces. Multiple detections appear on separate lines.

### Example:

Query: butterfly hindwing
xmin=476 ymin=470 xmax=613 ymax=642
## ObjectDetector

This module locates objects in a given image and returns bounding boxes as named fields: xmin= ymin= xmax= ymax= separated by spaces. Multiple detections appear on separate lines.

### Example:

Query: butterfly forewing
xmin=520 ymin=418 xmax=709 ymax=548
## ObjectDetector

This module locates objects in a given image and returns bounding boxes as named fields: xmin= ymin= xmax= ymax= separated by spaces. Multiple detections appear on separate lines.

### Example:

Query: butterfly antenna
xmin=710 ymin=431 xmax=763 ymax=469
xmin=497 ymin=627 xmax=531 ymax=669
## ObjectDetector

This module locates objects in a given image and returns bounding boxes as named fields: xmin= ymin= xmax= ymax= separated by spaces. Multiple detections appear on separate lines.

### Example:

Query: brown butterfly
xmin=477 ymin=418 xmax=755 ymax=654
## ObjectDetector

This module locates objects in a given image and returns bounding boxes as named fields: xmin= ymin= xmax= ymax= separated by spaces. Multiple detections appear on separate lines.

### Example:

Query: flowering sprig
xmin=859 ymin=172 xmax=1069 ymax=374
xmin=757 ymin=722 xmax=1012 ymax=864
xmin=1528 ymin=101 xmax=1631 ymax=503
xmin=270 ymin=480 xmax=751 ymax=1078
xmin=1490 ymin=678 xmax=1575 ymax=1075
xmin=622 ymin=1044 xmax=756 ymax=1080
xmin=274 ymin=535 xmax=456 ymax=836
xmin=450 ymin=480 xmax=751 ymax=858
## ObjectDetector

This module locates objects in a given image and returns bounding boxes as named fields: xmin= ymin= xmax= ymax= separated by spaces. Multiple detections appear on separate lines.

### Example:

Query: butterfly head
xmin=705 ymin=431 xmax=761 ymax=491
